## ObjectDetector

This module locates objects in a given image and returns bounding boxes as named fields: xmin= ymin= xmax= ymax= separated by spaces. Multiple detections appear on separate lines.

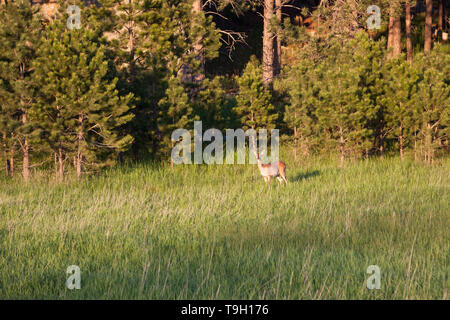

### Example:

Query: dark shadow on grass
xmin=291 ymin=170 xmax=320 ymax=182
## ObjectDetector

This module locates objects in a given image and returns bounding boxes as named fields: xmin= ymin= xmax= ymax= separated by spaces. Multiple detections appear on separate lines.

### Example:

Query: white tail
xmin=253 ymin=149 xmax=288 ymax=184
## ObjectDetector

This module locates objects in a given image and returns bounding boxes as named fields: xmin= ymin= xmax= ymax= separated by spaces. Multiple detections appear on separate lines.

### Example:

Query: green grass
xmin=0 ymin=155 xmax=449 ymax=299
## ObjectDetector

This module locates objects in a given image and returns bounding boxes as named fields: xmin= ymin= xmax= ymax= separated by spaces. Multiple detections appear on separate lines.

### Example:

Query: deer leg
xmin=280 ymin=169 xmax=288 ymax=184
xmin=277 ymin=176 xmax=283 ymax=184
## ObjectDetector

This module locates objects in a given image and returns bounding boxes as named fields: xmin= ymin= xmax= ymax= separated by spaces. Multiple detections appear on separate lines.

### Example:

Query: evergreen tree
xmin=314 ymin=34 xmax=379 ymax=166
xmin=284 ymin=60 xmax=319 ymax=161
xmin=0 ymin=0 xmax=41 ymax=180
xmin=33 ymin=11 xmax=134 ymax=179
xmin=235 ymin=56 xmax=277 ymax=131
xmin=193 ymin=77 xmax=227 ymax=130
xmin=381 ymin=58 xmax=418 ymax=159
xmin=105 ymin=0 xmax=220 ymax=158
xmin=157 ymin=75 xmax=197 ymax=166
xmin=413 ymin=45 xmax=450 ymax=164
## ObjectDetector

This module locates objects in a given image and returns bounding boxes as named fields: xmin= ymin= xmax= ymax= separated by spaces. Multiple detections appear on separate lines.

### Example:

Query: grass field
xmin=0 ymin=155 xmax=449 ymax=299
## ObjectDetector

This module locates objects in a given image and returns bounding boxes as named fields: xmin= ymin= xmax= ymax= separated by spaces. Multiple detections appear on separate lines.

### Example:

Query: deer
xmin=253 ymin=149 xmax=288 ymax=185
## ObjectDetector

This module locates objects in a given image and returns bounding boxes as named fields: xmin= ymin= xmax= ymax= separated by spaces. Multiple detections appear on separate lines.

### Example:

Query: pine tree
xmin=284 ymin=60 xmax=319 ymax=161
xmin=235 ymin=56 xmax=277 ymax=131
xmin=33 ymin=10 xmax=134 ymax=180
xmin=314 ymin=34 xmax=379 ymax=166
xmin=0 ymin=0 xmax=41 ymax=180
xmin=105 ymin=0 xmax=220 ymax=158
xmin=193 ymin=77 xmax=227 ymax=130
xmin=413 ymin=45 xmax=450 ymax=164
xmin=157 ymin=75 xmax=197 ymax=167
xmin=381 ymin=58 xmax=418 ymax=160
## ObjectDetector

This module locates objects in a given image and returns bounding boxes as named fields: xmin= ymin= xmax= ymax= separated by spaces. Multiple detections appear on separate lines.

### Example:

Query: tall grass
xmin=0 ymin=155 xmax=448 ymax=299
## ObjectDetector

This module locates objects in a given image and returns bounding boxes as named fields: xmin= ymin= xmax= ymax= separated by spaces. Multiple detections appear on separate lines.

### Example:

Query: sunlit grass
xmin=0 ymin=154 xmax=448 ymax=299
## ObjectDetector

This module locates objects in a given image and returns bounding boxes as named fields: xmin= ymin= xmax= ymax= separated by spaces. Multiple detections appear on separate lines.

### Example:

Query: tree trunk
xmin=76 ymin=114 xmax=84 ymax=179
xmin=263 ymin=0 xmax=274 ymax=87
xmin=3 ymin=132 xmax=9 ymax=177
xmin=21 ymin=112 xmax=30 ymax=181
xmin=379 ymin=130 xmax=384 ymax=159
xmin=438 ymin=0 xmax=444 ymax=30
xmin=339 ymin=126 xmax=345 ymax=168
xmin=387 ymin=5 xmax=395 ymax=53
xmin=444 ymin=0 xmax=447 ymax=30
xmin=192 ymin=0 xmax=205 ymax=83
xmin=414 ymin=131 xmax=418 ymax=162
xmin=170 ymin=140 xmax=174 ymax=170
xmin=58 ymin=144 xmax=64 ymax=181
xmin=9 ymin=144 xmax=14 ymax=176
xmin=274 ymin=0 xmax=282 ymax=77
xmin=399 ymin=125 xmax=404 ymax=160
xmin=127 ymin=0 xmax=136 ymax=83
xmin=392 ymin=16 xmax=402 ymax=57
xmin=76 ymin=155 xmax=82 ymax=178
xmin=293 ymin=125 xmax=297 ymax=163
xmin=424 ymin=0 xmax=432 ymax=53
xmin=54 ymin=152 xmax=57 ymax=176
xmin=406 ymin=1 xmax=413 ymax=65
xmin=425 ymin=122 xmax=433 ymax=165
xmin=388 ymin=4 xmax=402 ymax=59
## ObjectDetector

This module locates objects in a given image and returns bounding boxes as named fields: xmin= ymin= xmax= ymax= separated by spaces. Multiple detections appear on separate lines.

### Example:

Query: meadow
xmin=0 ymin=154 xmax=448 ymax=299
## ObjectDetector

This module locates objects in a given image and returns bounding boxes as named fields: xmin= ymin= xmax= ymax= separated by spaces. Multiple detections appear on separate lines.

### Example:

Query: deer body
xmin=255 ymin=152 xmax=288 ymax=184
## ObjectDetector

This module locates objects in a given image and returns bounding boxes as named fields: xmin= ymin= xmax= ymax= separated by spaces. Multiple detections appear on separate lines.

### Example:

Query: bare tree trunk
xmin=444 ymin=0 xmax=447 ymax=30
xmin=10 ymin=153 xmax=14 ymax=175
xmin=387 ymin=5 xmax=395 ymax=54
xmin=76 ymin=114 xmax=84 ymax=179
xmin=58 ymin=144 xmax=64 ymax=181
xmin=293 ymin=125 xmax=297 ymax=162
xmin=263 ymin=0 xmax=274 ymax=87
xmin=424 ymin=0 xmax=432 ymax=53
xmin=399 ymin=125 xmax=404 ymax=160
xmin=76 ymin=155 xmax=82 ymax=178
xmin=406 ymin=1 xmax=413 ymax=65
xmin=339 ymin=126 xmax=345 ymax=168
xmin=9 ymin=135 xmax=14 ymax=176
xmin=21 ymin=113 xmax=30 ymax=181
xmin=2 ymin=132 xmax=9 ymax=177
xmin=425 ymin=122 xmax=433 ymax=165
xmin=438 ymin=0 xmax=444 ymax=30
xmin=274 ymin=0 xmax=282 ymax=77
xmin=170 ymin=140 xmax=174 ymax=170
xmin=414 ymin=130 xmax=418 ymax=162
xmin=54 ymin=152 xmax=57 ymax=176
xmin=392 ymin=16 xmax=402 ymax=57
xmin=192 ymin=0 xmax=205 ymax=83
xmin=388 ymin=3 xmax=402 ymax=59
xmin=379 ymin=130 xmax=384 ymax=159
xmin=127 ymin=0 xmax=136 ymax=83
